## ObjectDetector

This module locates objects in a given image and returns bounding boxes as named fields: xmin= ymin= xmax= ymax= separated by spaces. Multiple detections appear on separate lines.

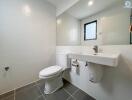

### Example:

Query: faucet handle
xmin=93 ymin=45 xmax=98 ymax=50
xmin=93 ymin=45 xmax=98 ymax=53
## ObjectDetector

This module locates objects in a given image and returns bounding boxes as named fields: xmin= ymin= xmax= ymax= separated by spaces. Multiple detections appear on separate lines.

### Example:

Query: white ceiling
xmin=66 ymin=0 xmax=122 ymax=19
xmin=46 ymin=0 xmax=80 ymax=16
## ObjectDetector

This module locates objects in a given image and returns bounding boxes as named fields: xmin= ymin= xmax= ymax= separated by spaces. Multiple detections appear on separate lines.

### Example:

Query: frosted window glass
xmin=84 ymin=21 xmax=97 ymax=40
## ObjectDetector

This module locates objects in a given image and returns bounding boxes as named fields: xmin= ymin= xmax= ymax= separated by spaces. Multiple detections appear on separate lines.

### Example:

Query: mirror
xmin=56 ymin=0 xmax=131 ymax=46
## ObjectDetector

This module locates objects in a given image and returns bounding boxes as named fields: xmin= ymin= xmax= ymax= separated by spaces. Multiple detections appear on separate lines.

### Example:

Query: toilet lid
xmin=39 ymin=65 xmax=62 ymax=77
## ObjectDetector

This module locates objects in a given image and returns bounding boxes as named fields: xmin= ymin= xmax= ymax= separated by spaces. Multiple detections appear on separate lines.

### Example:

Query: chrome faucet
xmin=93 ymin=45 xmax=98 ymax=54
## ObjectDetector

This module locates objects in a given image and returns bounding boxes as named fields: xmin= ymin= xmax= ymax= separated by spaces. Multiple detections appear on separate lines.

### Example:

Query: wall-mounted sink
xmin=67 ymin=52 xmax=120 ymax=83
xmin=68 ymin=52 xmax=120 ymax=67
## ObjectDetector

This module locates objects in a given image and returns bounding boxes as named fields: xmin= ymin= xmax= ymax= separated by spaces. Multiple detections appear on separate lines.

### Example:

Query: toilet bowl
xmin=39 ymin=65 xmax=65 ymax=94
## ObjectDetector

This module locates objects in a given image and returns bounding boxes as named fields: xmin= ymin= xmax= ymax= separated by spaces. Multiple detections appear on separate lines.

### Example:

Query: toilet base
xmin=44 ymin=75 xmax=63 ymax=94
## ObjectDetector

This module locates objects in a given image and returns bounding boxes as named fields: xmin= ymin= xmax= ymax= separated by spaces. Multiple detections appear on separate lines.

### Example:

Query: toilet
xmin=39 ymin=53 xmax=70 ymax=94
xmin=39 ymin=65 xmax=68 ymax=94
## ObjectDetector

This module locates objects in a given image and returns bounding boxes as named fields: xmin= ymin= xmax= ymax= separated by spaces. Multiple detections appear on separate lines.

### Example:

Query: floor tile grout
xmin=63 ymin=88 xmax=73 ymax=100
xmin=35 ymin=81 xmax=46 ymax=100
xmin=63 ymin=88 xmax=72 ymax=96
xmin=72 ymin=89 xmax=80 ymax=96
xmin=36 ymin=95 xmax=44 ymax=99
xmin=14 ymin=89 xmax=15 ymax=100
xmin=63 ymin=87 xmax=79 ymax=100
xmin=66 ymin=96 xmax=74 ymax=100
xmin=1 ymin=79 xmax=95 ymax=100
xmin=71 ymin=89 xmax=80 ymax=100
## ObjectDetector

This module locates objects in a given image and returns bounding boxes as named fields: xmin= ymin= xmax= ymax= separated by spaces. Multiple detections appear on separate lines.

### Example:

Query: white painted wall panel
xmin=0 ymin=0 xmax=56 ymax=94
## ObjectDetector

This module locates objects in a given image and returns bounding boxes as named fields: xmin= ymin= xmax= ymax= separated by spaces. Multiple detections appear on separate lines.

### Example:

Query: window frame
xmin=84 ymin=20 xmax=97 ymax=41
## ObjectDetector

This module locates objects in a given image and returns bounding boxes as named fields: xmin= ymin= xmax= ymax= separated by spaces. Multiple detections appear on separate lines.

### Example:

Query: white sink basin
xmin=68 ymin=53 xmax=120 ymax=67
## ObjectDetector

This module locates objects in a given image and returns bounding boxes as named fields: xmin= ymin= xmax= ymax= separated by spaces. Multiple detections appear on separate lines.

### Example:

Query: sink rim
xmin=67 ymin=52 xmax=120 ymax=67
xmin=77 ymin=52 xmax=120 ymax=58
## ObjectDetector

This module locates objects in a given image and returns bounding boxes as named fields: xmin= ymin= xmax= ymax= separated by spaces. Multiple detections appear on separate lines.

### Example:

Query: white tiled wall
xmin=56 ymin=45 xmax=132 ymax=100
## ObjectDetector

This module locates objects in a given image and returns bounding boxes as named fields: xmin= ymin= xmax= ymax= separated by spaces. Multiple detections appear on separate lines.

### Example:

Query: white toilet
xmin=39 ymin=65 xmax=69 ymax=94
xmin=39 ymin=53 xmax=70 ymax=94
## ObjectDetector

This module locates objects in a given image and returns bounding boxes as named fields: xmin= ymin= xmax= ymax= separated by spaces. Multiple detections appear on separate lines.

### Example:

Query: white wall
xmin=56 ymin=46 xmax=132 ymax=100
xmin=0 ymin=0 xmax=56 ymax=94
xmin=57 ymin=12 xmax=81 ymax=46
xmin=55 ymin=0 xmax=80 ymax=16
xmin=81 ymin=3 xmax=130 ymax=45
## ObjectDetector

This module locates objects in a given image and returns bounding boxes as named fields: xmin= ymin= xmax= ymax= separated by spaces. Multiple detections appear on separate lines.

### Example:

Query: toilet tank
xmin=56 ymin=53 xmax=71 ymax=70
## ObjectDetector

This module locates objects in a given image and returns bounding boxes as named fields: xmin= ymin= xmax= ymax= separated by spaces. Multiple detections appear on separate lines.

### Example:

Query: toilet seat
xmin=39 ymin=65 xmax=62 ymax=77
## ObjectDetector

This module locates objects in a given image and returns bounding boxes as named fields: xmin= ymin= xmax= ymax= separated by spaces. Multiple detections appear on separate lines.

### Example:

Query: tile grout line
xmin=71 ymin=89 xmax=80 ymax=100
xmin=37 ymin=95 xmax=44 ymax=99
xmin=11 ymin=79 xmax=82 ymax=100
xmin=70 ymin=89 xmax=80 ymax=100
xmin=72 ymin=89 xmax=80 ymax=95
xmin=14 ymin=89 xmax=16 ymax=100
xmin=35 ymin=81 xmax=47 ymax=100
xmin=63 ymin=88 xmax=73 ymax=100
xmin=63 ymin=88 xmax=79 ymax=100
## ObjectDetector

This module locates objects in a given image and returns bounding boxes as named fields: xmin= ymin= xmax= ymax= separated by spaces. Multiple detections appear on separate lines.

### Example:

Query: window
xmin=84 ymin=20 xmax=97 ymax=40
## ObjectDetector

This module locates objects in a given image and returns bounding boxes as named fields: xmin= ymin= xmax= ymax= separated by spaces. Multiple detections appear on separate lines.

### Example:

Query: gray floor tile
xmin=15 ymin=85 xmax=41 ymax=100
xmin=36 ymin=79 xmax=71 ymax=100
xmin=0 ymin=91 xmax=14 ymax=100
xmin=63 ymin=80 xmax=78 ymax=95
xmin=67 ymin=96 xmax=75 ymax=100
xmin=1 ymin=94 xmax=14 ymax=100
xmin=36 ymin=79 xmax=45 ymax=94
xmin=44 ymin=88 xmax=70 ymax=100
xmin=0 ymin=78 xmax=95 ymax=100
xmin=73 ymin=90 xmax=95 ymax=100
xmin=36 ymin=95 xmax=45 ymax=100
xmin=36 ymin=79 xmax=45 ymax=85
xmin=16 ymin=82 xmax=36 ymax=93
